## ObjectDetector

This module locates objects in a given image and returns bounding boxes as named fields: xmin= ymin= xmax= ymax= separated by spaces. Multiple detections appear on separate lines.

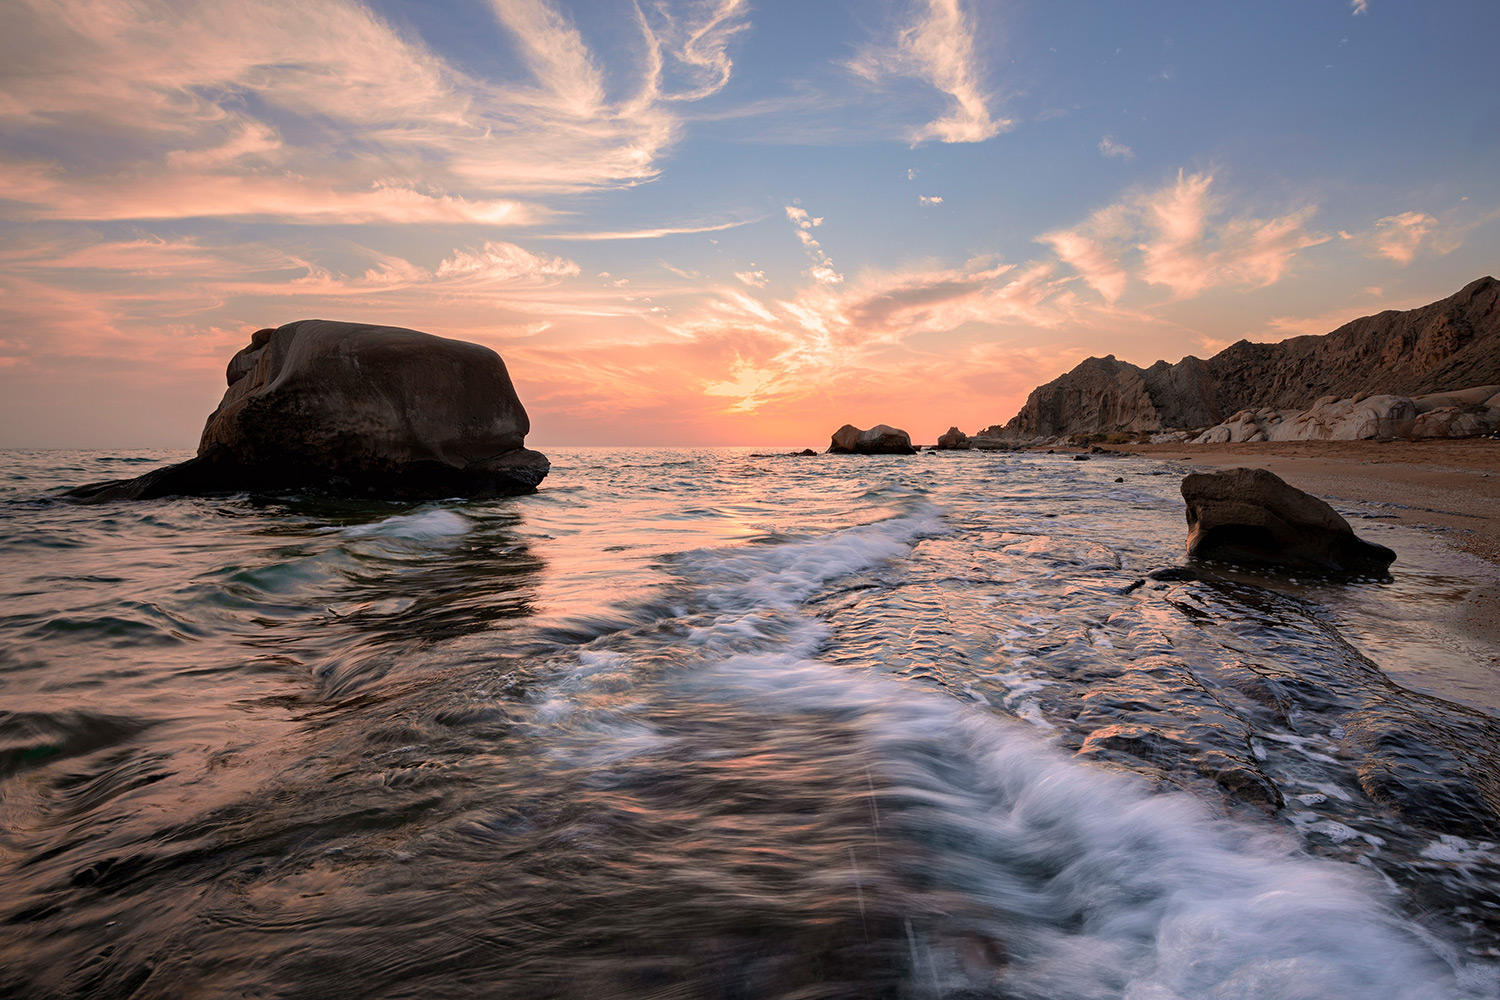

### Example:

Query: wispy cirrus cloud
xmin=0 ymin=0 xmax=751 ymax=224
xmin=2 ymin=172 xmax=540 ymax=226
xmin=1098 ymin=137 xmax=1134 ymax=161
xmin=847 ymin=0 xmax=1011 ymax=144
xmin=1039 ymin=170 xmax=1327 ymax=302
xmin=636 ymin=0 xmax=750 ymax=103
xmin=542 ymin=218 xmax=755 ymax=240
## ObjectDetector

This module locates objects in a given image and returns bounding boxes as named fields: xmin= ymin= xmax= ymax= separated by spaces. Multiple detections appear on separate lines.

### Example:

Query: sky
xmin=2 ymin=0 xmax=1498 ymax=448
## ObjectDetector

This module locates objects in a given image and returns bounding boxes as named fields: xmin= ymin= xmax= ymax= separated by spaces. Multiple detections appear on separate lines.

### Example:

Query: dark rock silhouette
xmin=1180 ymin=468 xmax=1396 ymax=575
xmin=65 ymin=320 xmax=548 ymax=501
xmin=935 ymin=426 xmax=970 ymax=449
xmin=826 ymin=424 xmax=916 ymax=455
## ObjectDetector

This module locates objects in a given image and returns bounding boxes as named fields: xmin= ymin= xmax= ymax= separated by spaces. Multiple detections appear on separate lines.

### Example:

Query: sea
xmin=2 ymin=446 xmax=1498 ymax=1000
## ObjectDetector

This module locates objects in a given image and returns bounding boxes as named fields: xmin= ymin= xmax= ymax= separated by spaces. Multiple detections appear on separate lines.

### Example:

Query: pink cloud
xmin=0 ymin=0 xmax=752 ymax=228
xmin=3 ymin=171 xmax=541 ymax=225
xmin=1041 ymin=170 xmax=1326 ymax=301
xmin=1370 ymin=211 xmax=1439 ymax=264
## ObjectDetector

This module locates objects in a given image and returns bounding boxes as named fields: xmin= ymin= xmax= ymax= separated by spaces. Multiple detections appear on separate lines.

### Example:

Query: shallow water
xmin=1 ymin=447 xmax=1497 ymax=999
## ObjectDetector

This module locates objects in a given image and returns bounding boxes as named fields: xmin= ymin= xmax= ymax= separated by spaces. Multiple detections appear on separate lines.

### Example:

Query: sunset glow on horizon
xmin=3 ymin=0 xmax=1498 ymax=448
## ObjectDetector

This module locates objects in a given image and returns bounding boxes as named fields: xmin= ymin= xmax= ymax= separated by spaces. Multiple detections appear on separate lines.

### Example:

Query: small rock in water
xmin=826 ymin=423 xmax=916 ymax=455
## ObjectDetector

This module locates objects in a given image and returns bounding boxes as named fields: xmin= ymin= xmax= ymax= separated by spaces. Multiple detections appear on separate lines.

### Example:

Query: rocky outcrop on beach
xmin=982 ymin=355 xmax=1166 ymax=440
xmin=65 ymin=320 xmax=549 ymax=501
xmin=987 ymin=276 xmax=1500 ymax=441
xmin=1191 ymin=385 xmax=1500 ymax=443
xmin=1181 ymin=467 xmax=1396 ymax=575
xmin=826 ymin=424 xmax=916 ymax=455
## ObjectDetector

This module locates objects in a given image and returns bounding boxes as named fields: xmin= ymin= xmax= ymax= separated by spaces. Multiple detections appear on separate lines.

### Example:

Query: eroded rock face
xmin=1181 ymin=468 xmax=1396 ymax=575
xmin=995 ymin=355 xmax=1170 ymax=440
xmin=826 ymin=424 xmax=916 ymax=455
xmin=65 ymin=320 xmax=549 ymax=501
xmin=990 ymin=276 xmax=1499 ymax=439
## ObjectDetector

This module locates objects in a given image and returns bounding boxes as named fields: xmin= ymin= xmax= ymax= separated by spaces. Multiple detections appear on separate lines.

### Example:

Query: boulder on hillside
xmin=65 ymin=319 xmax=549 ymax=502
xmin=1180 ymin=468 xmax=1396 ymax=575
xmin=1410 ymin=406 xmax=1495 ymax=439
xmin=936 ymin=426 xmax=970 ymax=450
xmin=1189 ymin=384 xmax=1500 ymax=443
xmin=826 ymin=424 xmax=916 ymax=455
xmin=1412 ymin=384 xmax=1500 ymax=412
xmin=1193 ymin=407 xmax=1286 ymax=444
xmin=1266 ymin=393 xmax=1417 ymax=441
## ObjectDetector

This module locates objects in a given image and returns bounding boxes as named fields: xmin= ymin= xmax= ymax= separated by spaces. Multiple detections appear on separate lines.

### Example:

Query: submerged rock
xmin=1344 ymin=706 xmax=1500 ymax=839
xmin=1180 ymin=467 xmax=1395 ymax=575
xmin=65 ymin=320 xmax=549 ymax=501
xmin=826 ymin=424 xmax=916 ymax=455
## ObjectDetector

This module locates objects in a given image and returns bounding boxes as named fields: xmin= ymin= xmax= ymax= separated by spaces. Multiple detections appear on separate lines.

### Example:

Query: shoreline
xmin=1090 ymin=438 xmax=1500 ymax=715
xmin=1096 ymin=439 xmax=1500 ymax=564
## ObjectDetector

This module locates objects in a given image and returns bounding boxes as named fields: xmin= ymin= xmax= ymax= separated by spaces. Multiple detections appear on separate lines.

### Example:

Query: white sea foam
xmin=343 ymin=508 xmax=471 ymax=540
xmin=526 ymin=498 xmax=1495 ymax=998
xmin=693 ymin=656 xmax=1495 ymax=999
xmin=675 ymin=502 xmax=944 ymax=611
xmin=1422 ymin=835 xmax=1498 ymax=864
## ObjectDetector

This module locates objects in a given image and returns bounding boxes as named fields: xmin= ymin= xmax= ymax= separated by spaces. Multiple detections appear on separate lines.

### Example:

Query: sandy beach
xmin=1089 ymin=438 xmax=1500 ymax=712
xmin=1109 ymin=439 xmax=1500 ymax=564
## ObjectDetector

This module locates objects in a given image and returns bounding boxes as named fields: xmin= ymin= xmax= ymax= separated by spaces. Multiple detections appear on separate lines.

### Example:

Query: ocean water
xmin=1 ymin=446 xmax=1498 ymax=1000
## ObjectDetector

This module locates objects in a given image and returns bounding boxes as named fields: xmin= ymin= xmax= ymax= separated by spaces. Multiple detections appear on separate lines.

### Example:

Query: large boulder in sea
xmin=826 ymin=424 xmax=916 ymax=455
xmin=1180 ymin=468 xmax=1396 ymax=575
xmin=65 ymin=320 xmax=549 ymax=501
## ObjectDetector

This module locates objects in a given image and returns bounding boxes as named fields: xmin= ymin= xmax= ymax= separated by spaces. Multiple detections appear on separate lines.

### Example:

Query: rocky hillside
xmin=984 ymin=276 xmax=1500 ymax=439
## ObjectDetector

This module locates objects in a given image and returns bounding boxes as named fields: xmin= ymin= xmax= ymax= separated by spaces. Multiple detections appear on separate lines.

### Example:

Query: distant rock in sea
xmin=826 ymin=424 xmax=916 ymax=455
xmin=984 ymin=276 xmax=1500 ymax=442
xmin=1181 ymin=467 xmax=1396 ymax=575
xmin=65 ymin=319 xmax=549 ymax=501
xmin=935 ymin=426 xmax=970 ymax=450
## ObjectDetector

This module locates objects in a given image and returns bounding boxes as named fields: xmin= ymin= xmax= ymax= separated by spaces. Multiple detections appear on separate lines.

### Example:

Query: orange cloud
xmin=1041 ymin=170 xmax=1326 ymax=302
xmin=0 ymin=0 xmax=752 ymax=227
xmin=1370 ymin=211 xmax=1440 ymax=264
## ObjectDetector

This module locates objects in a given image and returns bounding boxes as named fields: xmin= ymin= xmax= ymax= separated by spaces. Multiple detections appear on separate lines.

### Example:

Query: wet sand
xmin=1096 ymin=438 xmax=1500 ymax=713
xmin=1112 ymin=439 xmax=1500 ymax=563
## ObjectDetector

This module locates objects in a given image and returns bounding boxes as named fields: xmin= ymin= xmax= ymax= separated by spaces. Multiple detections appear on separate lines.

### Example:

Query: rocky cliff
xmin=985 ymin=276 xmax=1500 ymax=439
